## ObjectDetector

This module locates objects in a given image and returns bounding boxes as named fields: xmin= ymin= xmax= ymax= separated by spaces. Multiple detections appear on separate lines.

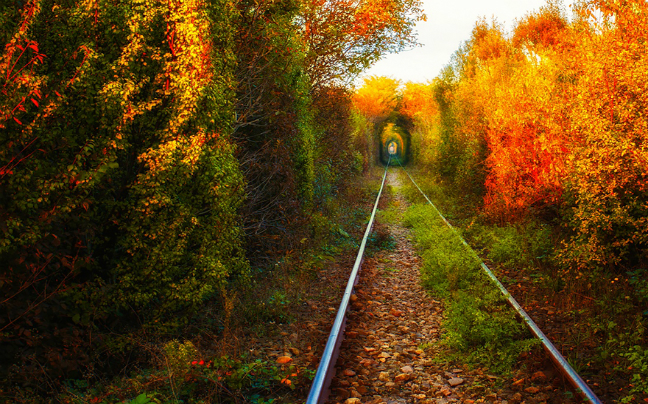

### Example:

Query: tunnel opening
xmin=378 ymin=120 xmax=411 ymax=166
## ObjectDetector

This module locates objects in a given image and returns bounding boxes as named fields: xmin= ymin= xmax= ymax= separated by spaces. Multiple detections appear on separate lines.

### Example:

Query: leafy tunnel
xmin=378 ymin=121 xmax=410 ymax=166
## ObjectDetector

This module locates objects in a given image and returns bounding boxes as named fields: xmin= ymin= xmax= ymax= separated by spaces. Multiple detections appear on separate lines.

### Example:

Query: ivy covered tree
xmin=0 ymin=0 xmax=247 ymax=389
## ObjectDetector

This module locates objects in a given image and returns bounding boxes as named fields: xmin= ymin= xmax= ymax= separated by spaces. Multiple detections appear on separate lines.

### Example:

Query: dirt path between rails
xmin=239 ymin=169 xmax=574 ymax=403
xmin=325 ymin=170 xmax=572 ymax=404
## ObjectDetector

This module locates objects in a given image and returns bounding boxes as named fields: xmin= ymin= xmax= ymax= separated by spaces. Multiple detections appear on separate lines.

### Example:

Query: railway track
xmin=306 ymin=164 xmax=602 ymax=404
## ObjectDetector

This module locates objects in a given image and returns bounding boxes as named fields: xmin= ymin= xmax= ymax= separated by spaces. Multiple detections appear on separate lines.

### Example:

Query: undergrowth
xmin=400 ymin=167 xmax=648 ymax=402
xmin=43 ymin=168 xmax=386 ymax=404
xmin=56 ymin=344 xmax=311 ymax=404
xmin=401 ymin=198 xmax=537 ymax=374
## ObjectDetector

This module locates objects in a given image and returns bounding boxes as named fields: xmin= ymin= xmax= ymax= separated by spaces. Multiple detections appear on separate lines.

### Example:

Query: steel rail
xmin=306 ymin=159 xmax=391 ymax=404
xmin=399 ymin=164 xmax=602 ymax=404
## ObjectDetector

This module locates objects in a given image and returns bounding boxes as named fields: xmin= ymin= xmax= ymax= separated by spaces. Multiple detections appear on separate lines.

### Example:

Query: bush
xmin=0 ymin=0 xmax=248 ymax=392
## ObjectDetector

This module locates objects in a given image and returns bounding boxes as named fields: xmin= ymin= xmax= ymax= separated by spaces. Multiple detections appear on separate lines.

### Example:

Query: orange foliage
xmin=298 ymin=0 xmax=425 ymax=86
xmin=512 ymin=2 xmax=567 ymax=49
xmin=451 ymin=6 xmax=574 ymax=219
xmin=558 ymin=0 xmax=648 ymax=269
xmin=353 ymin=0 xmax=401 ymax=37
xmin=352 ymin=75 xmax=400 ymax=122
xmin=468 ymin=19 xmax=511 ymax=66
xmin=399 ymin=82 xmax=436 ymax=125
xmin=431 ymin=0 xmax=648 ymax=271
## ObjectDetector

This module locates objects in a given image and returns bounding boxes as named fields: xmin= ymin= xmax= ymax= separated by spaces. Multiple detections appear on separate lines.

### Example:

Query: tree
xmin=297 ymin=0 xmax=425 ymax=88
xmin=352 ymin=75 xmax=400 ymax=122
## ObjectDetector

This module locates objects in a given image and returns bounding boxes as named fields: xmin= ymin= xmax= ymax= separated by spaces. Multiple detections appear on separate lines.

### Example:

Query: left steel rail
xmin=306 ymin=159 xmax=390 ymax=404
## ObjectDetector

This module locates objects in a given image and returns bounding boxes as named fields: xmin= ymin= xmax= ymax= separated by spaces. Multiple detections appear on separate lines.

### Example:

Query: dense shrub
xmin=0 ymin=0 xmax=247 ymax=390
xmin=407 ymin=0 xmax=648 ymax=274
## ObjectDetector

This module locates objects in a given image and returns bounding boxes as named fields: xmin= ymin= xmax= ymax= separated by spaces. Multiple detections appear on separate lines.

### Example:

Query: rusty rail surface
xmin=306 ymin=160 xmax=390 ymax=404
xmin=399 ymin=164 xmax=602 ymax=404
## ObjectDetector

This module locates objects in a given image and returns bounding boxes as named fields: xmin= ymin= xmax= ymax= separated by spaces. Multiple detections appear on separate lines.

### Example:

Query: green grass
xmin=398 ymin=167 xmax=648 ymax=401
xmin=402 ymin=194 xmax=537 ymax=374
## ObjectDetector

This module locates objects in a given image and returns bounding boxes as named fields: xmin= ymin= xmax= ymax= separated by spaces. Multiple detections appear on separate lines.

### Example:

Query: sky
xmin=356 ymin=0 xmax=574 ymax=86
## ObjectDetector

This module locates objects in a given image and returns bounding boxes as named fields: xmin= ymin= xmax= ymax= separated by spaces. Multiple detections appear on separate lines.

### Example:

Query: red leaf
xmin=30 ymin=98 xmax=38 ymax=107
xmin=55 ymin=91 xmax=61 ymax=97
xmin=13 ymin=117 xmax=22 ymax=125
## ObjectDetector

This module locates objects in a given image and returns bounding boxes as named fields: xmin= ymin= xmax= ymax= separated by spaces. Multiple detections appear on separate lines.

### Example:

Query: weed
xmin=462 ymin=221 xmax=553 ymax=271
xmin=162 ymin=340 xmax=199 ymax=378
xmin=418 ymin=341 xmax=435 ymax=351
xmin=601 ymin=317 xmax=648 ymax=402
xmin=58 ymin=354 xmax=313 ymax=403
xmin=367 ymin=228 xmax=397 ymax=252
xmin=125 ymin=393 xmax=153 ymax=404
xmin=487 ymin=227 xmax=526 ymax=267
xmin=402 ymin=200 xmax=537 ymax=374
xmin=244 ymin=289 xmax=295 ymax=325
xmin=377 ymin=206 xmax=401 ymax=225
xmin=381 ymin=266 xmax=399 ymax=278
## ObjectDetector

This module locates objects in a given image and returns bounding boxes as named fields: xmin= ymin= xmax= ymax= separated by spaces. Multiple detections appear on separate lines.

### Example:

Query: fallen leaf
xmin=394 ymin=373 xmax=411 ymax=382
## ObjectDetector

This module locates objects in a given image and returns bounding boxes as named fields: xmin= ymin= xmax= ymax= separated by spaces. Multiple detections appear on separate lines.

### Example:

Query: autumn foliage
xmin=400 ymin=1 xmax=648 ymax=277
xmin=353 ymin=76 xmax=400 ymax=122
xmin=299 ymin=0 xmax=425 ymax=87
xmin=354 ymin=3 xmax=648 ymax=399
xmin=0 ymin=0 xmax=249 ymax=390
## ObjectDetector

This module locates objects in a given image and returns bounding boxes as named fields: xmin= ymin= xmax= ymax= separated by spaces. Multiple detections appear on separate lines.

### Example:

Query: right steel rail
xmin=400 ymin=164 xmax=602 ymax=404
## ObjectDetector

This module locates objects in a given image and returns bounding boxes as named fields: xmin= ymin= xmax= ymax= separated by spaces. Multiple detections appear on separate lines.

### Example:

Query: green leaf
xmin=130 ymin=393 xmax=150 ymax=404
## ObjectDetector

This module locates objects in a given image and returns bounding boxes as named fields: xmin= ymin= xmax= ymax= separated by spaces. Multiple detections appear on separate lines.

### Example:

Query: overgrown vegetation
xmin=397 ymin=163 xmax=648 ymax=401
xmin=1 ymin=0 xmax=249 ymax=396
xmin=396 ymin=177 xmax=537 ymax=374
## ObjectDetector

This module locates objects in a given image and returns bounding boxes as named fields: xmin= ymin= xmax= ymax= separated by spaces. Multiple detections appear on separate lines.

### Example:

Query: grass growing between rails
xmin=399 ymin=167 xmax=648 ymax=402
xmin=401 ymin=203 xmax=537 ymax=373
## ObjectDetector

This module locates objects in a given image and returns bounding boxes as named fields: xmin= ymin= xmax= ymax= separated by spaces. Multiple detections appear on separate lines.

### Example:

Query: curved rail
xmin=306 ymin=160 xmax=391 ymax=404
xmin=399 ymin=164 xmax=602 ymax=404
